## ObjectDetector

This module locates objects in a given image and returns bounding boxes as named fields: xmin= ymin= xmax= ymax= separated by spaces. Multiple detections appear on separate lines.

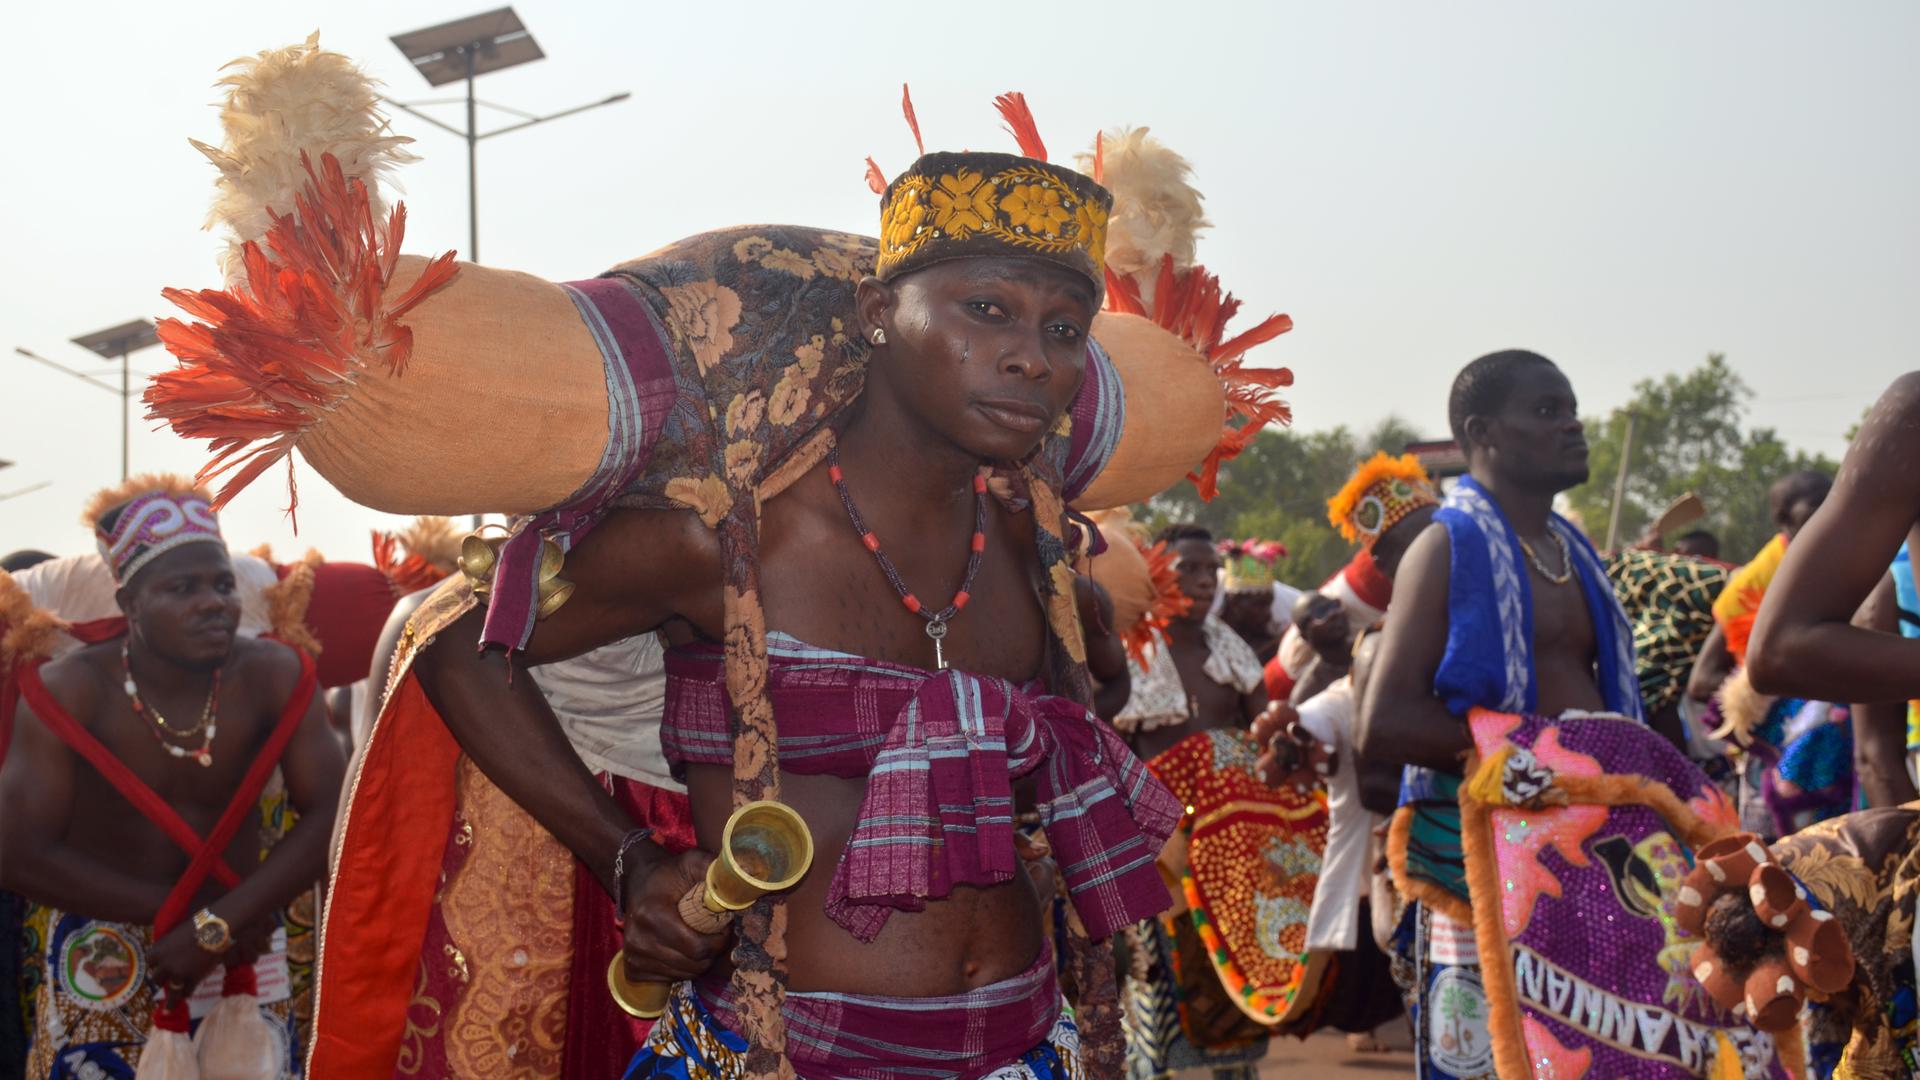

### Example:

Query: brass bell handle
xmin=605 ymin=801 xmax=814 ymax=1020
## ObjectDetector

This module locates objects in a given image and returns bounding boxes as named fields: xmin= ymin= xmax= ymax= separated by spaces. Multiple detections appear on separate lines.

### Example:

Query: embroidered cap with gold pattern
xmin=869 ymin=91 xmax=1109 ymax=298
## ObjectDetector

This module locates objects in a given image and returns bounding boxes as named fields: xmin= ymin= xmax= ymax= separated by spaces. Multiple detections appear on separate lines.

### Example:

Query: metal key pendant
xmin=925 ymin=619 xmax=949 ymax=670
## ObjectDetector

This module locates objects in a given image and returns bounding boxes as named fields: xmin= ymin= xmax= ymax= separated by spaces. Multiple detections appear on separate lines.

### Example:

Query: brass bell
xmin=536 ymin=536 xmax=566 ymax=583
xmin=535 ymin=576 xmax=575 ymax=619
xmin=458 ymin=526 xmax=510 ymax=585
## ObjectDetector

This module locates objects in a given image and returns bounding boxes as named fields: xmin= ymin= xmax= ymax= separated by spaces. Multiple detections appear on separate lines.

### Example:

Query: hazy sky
xmin=3 ymin=0 xmax=1913 ymax=561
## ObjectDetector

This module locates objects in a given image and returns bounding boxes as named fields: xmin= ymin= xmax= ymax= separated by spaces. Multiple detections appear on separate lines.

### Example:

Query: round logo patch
xmin=1428 ymin=966 xmax=1495 ymax=1075
xmin=58 ymin=923 xmax=143 ymax=1012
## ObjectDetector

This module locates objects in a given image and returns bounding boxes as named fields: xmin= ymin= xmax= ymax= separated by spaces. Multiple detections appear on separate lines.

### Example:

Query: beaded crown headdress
xmin=1327 ymin=452 xmax=1439 ymax=548
xmin=84 ymin=474 xmax=225 ymax=586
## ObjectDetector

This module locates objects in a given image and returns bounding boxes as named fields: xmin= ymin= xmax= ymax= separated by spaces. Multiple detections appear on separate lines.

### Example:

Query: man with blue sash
xmin=1358 ymin=350 xmax=1647 ymax=1080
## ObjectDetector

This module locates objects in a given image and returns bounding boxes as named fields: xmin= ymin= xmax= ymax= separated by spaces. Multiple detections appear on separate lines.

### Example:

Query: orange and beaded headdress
xmin=83 ymin=474 xmax=225 ymax=586
xmin=869 ymin=92 xmax=1110 ymax=298
xmin=1327 ymin=452 xmax=1439 ymax=548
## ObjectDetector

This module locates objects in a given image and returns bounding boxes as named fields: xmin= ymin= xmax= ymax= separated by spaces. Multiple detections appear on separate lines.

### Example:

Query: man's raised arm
xmin=1749 ymin=372 xmax=1920 ymax=701
xmin=1355 ymin=524 xmax=1470 ymax=773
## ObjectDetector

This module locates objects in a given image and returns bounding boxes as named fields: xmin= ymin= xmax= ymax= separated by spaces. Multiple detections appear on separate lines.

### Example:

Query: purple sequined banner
xmin=1466 ymin=710 xmax=1796 ymax=1079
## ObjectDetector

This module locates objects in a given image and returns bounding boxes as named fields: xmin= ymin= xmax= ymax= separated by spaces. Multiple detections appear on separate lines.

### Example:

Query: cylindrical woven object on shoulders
xmin=282 ymin=246 xmax=1225 ymax=519
xmin=294 ymin=256 xmax=612 ymax=516
xmin=1073 ymin=312 xmax=1224 ymax=510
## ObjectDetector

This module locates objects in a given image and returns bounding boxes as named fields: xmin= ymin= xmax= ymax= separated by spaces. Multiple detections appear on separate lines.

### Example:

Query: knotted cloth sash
xmin=662 ymin=633 xmax=1180 ymax=942
xmin=687 ymin=938 xmax=1064 ymax=1078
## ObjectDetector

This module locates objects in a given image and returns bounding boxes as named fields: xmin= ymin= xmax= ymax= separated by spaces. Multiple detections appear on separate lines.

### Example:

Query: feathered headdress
xmin=1074 ymin=127 xmax=1208 ymax=309
xmin=1326 ymin=452 xmax=1440 ymax=547
xmin=0 ymin=572 xmax=68 ymax=669
xmin=1084 ymin=128 xmax=1293 ymax=501
xmin=372 ymin=516 xmax=460 ymax=596
xmin=1078 ymin=509 xmax=1191 ymax=665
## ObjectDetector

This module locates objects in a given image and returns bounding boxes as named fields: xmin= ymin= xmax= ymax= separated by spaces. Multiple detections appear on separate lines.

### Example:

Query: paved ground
xmin=1175 ymin=1023 xmax=1416 ymax=1078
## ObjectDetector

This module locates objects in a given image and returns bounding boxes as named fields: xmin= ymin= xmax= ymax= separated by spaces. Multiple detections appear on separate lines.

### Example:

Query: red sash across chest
xmin=15 ymin=646 xmax=317 ymax=935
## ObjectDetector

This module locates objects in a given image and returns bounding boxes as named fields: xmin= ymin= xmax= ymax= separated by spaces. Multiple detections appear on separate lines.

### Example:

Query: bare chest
xmin=756 ymin=495 xmax=1048 ymax=682
xmin=68 ymin=695 xmax=275 ymax=859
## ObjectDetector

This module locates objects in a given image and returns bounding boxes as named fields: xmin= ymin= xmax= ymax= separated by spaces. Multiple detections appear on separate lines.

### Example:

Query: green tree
xmin=1144 ymin=416 xmax=1429 ymax=588
xmin=1565 ymin=355 xmax=1838 ymax=563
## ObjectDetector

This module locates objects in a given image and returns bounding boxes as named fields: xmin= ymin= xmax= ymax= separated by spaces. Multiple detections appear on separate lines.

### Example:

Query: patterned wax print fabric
xmin=1113 ymin=618 xmax=1264 ymax=734
xmin=1772 ymin=806 xmax=1920 ymax=1079
xmin=1120 ymin=919 xmax=1267 ymax=1080
xmin=24 ymin=915 xmax=300 ymax=1078
xmin=1404 ymin=907 xmax=1496 ymax=1080
xmin=394 ymin=756 xmax=697 ymax=1078
xmin=1604 ymin=548 xmax=1729 ymax=716
xmin=1457 ymin=709 xmax=1802 ymax=1079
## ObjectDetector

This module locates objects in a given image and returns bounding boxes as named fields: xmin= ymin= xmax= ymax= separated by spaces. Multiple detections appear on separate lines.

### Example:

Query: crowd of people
xmin=2 ymin=33 xmax=1918 ymax=1080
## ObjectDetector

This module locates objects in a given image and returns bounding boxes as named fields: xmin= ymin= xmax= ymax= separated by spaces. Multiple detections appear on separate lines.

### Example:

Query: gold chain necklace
xmin=1518 ymin=530 xmax=1574 ymax=587
xmin=121 ymin=640 xmax=221 ymax=767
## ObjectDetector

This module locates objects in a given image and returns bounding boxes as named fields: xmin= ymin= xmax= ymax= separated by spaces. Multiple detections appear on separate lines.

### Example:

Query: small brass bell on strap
xmin=534 ymin=536 xmax=574 ymax=619
xmin=457 ymin=525 xmax=512 ymax=597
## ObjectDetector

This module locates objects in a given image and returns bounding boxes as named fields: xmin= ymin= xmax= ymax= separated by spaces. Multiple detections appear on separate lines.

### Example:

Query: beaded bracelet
xmin=611 ymin=827 xmax=656 ymax=919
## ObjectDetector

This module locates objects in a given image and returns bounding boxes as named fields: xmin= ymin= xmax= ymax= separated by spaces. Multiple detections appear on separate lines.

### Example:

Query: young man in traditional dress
xmin=146 ymin=43 xmax=1291 ymax=1077
xmin=1111 ymin=524 xmax=1271 ymax=1079
xmin=1359 ymin=351 xmax=1651 ymax=1080
xmin=0 ymin=481 xmax=344 ymax=1076
xmin=1249 ymin=454 xmax=1444 ymax=1051
xmin=1116 ymin=525 xmax=1268 ymax=762
xmin=414 ymin=180 xmax=1181 ymax=1077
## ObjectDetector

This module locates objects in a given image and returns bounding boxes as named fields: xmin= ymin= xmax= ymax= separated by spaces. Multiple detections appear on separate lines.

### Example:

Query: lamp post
xmin=385 ymin=7 xmax=629 ymax=265
xmin=15 ymin=318 xmax=159 ymax=482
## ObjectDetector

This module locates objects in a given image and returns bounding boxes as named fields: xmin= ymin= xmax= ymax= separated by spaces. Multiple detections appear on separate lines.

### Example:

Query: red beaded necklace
xmin=828 ymin=445 xmax=988 ymax=670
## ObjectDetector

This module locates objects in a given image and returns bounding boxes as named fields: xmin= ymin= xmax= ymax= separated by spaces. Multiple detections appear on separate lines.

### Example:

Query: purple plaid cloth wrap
xmin=480 ymin=278 xmax=680 ymax=651
xmin=662 ymin=632 xmax=1180 ymax=942
xmin=675 ymin=938 xmax=1067 ymax=1077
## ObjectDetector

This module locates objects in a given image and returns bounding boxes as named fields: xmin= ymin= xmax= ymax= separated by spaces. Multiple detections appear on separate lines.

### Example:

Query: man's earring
xmin=872 ymin=329 xmax=886 ymax=345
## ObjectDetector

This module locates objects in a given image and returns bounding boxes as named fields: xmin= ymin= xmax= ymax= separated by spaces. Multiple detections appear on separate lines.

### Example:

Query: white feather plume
xmin=1075 ymin=126 xmax=1210 ymax=304
xmin=192 ymin=32 xmax=417 ymax=282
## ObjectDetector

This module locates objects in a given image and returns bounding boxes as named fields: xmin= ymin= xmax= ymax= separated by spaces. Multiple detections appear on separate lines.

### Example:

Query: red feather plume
xmin=148 ymin=152 xmax=458 ymax=523
xmin=1122 ymin=539 xmax=1193 ymax=666
xmin=901 ymin=84 xmax=925 ymax=157
xmin=994 ymin=92 xmax=1048 ymax=161
xmin=371 ymin=529 xmax=452 ymax=597
xmin=865 ymin=157 xmax=888 ymax=195
xmin=1107 ymin=253 xmax=1293 ymax=501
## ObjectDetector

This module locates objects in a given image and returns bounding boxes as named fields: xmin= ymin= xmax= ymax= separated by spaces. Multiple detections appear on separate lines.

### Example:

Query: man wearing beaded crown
xmin=0 ymin=478 xmax=344 ymax=1077
xmin=1358 ymin=351 xmax=1648 ymax=1080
